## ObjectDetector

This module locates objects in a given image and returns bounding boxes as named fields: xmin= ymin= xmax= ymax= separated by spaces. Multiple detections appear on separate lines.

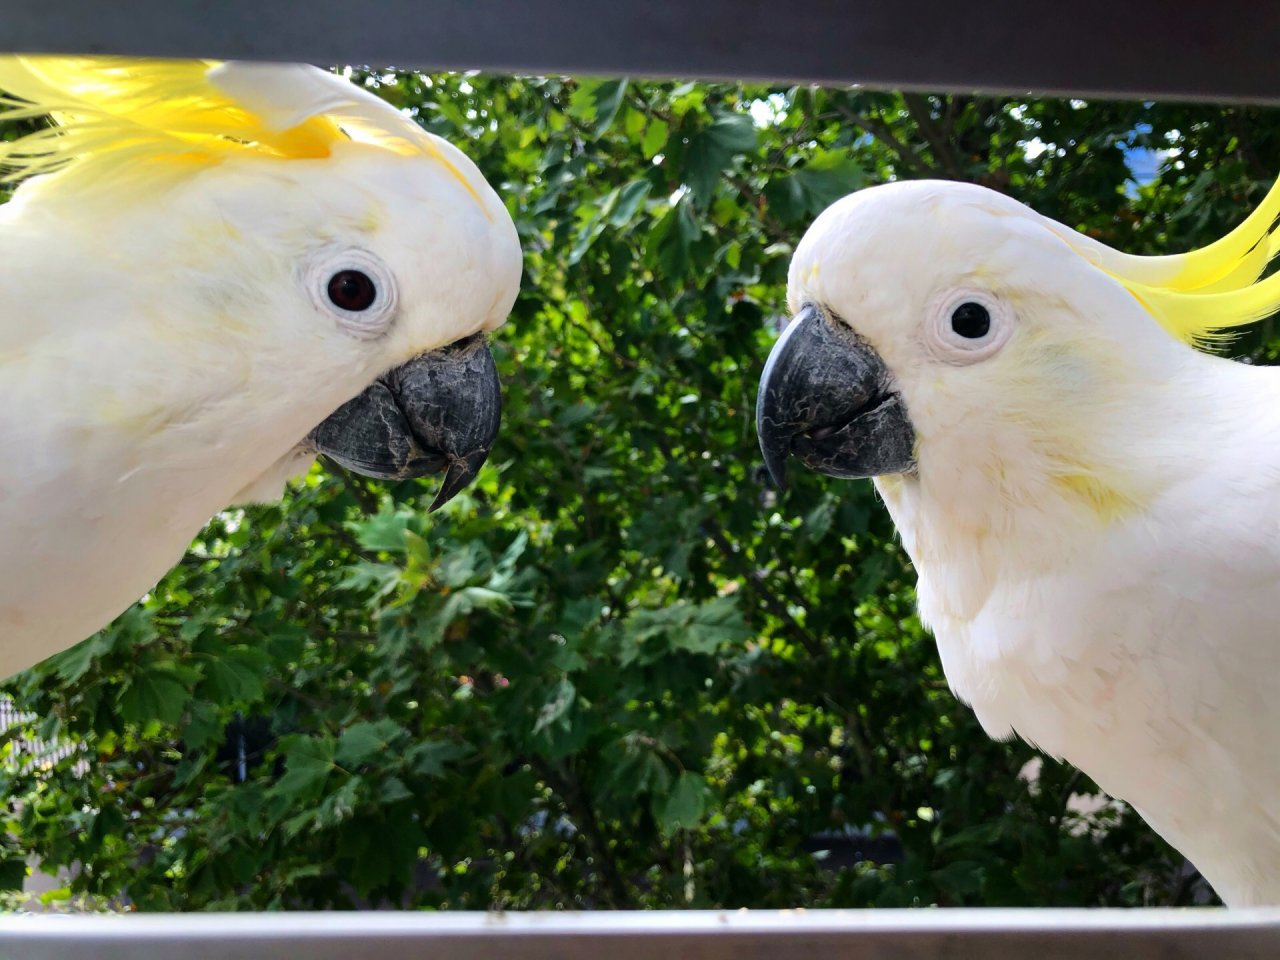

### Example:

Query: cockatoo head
xmin=0 ymin=57 xmax=523 ymax=510
xmin=758 ymin=177 xmax=1280 ymax=522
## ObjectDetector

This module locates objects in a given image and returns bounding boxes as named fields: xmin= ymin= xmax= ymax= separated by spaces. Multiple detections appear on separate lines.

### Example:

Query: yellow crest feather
xmin=0 ymin=57 xmax=347 ymax=188
xmin=1048 ymin=176 xmax=1280 ymax=346
xmin=0 ymin=56 xmax=483 ymax=207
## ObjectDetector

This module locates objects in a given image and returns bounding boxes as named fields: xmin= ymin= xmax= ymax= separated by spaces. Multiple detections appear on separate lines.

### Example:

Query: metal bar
xmin=3 ymin=909 xmax=1280 ymax=960
xmin=4 ymin=1 xmax=1280 ymax=104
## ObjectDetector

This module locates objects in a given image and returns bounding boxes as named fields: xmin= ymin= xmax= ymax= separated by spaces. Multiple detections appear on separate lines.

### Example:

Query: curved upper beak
xmin=756 ymin=304 xmax=915 ymax=487
xmin=309 ymin=333 xmax=501 ymax=512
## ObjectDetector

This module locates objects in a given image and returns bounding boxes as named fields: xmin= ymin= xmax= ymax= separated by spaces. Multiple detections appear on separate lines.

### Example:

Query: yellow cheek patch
xmin=355 ymin=208 xmax=381 ymax=234
xmin=1050 ymin=471 xmax=1147 ymax=523
xmin=877 ymin=474 xmax=905 ymax=497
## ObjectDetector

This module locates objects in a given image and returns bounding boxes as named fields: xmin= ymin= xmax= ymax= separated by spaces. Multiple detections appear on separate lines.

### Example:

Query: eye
xmin=950 ymin=302 xmax=990 ymax=339
xmin=327 ymin=270 xmax=377 ymax=312
xmin=926 ymin=289 xmax=1012 ymax=364
xmin=305 ymin=247 xmax=398 ymax=339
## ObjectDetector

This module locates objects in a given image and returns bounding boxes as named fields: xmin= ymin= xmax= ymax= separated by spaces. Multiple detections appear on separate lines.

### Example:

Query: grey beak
xmin=309 ymin=333 xmax=501 ymax=512
xmin=756 ymin=304 xmax=915 ymax=487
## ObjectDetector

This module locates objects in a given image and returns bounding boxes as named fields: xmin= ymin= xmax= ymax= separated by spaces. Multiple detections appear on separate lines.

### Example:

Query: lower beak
xmin=756 ymin=304 xmax=915 ymax=487
xmin=309 ymin=333 xmax=501 ymax=512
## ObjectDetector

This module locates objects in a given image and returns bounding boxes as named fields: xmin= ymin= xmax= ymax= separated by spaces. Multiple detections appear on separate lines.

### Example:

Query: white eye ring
xmin=924 ymin=288 xmax=1013 ymax=364
xmin=304 ymin=246 xmax=399 ymax=340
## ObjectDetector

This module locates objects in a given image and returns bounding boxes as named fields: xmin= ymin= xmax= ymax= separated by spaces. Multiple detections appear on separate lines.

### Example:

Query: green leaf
xmin=931 ymin=860 xmax=986 ymax=897
xmin=42 ymin=631 xmax=114 ymax=684
xmin=557 ymin=597 xmax=604 ymax=637
xmin=201 ymin=646 xmax=270 ymax=703
xmin=406 ymin=740 xmax=472 ymax=778
xmin=803 ymin=493 xmax=838 ymax=543
xmin=117 ymin=668 xmax=191 ymax=727
xmin=336 ymin=561 xmax=402 ymax=603
xmin=182 ymin=700 xmax=222 ymax=750
xmin=655 ymin=771 xmax=709 ymax=836
xmin=378 ymin=776 xmax=414 ymax=805
xmin=599 ymin=741 xmax=671 ymax=804
xmin=178 ymin=608 xmax=218 ymax=642
xmin=683 ymin=111 xmax=758 ymax=206
xmin=568 ymin=78 xmax=628 ymax=137
xmin=792 ymin=151 xmax=865 ymax=209
xmin=623 ymin=596 xmax=751 ymax=662
xmin=649 ymin=196 xmax=701 ymax=279
xmin=610 ymin=179 xmax=652 ymax=227
xmin=590 ymin=78 xmax=628 ymax=136
xmin=314 ymin=775 xmax=362 ymax=829
xmin=348 ymin=501 xmax=413 ymax=552
xmin=336 ymin=719 xmax=405 ymax=768
xmin=419 ymin=586 xmax=515 ymax=648
xmin=641 ymin=118 xmax=669 ymax=159
xmin=274 ymin=735 xmax=336 ymax=802
xmin=567 ymin=207 xmax=610 ymax=266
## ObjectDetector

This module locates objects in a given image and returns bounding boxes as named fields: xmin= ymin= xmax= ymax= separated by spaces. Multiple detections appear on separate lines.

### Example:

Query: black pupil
xmin=951 ymin=302 xmax=991 ymax=339
xmin=328 ymin=270 xmax=377 ymax=311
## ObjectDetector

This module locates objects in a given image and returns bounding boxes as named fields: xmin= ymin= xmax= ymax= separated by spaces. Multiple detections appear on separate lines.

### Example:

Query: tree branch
xmin=532 ymin=758 xmax=633 ymax=908
xmin=903 ymin=94 xmax=964 ymax=179
xmin=834 ymin=104 xmax=936 ymax=178
xmin=727 ymin=173 xmax=789 ymax=241
xmin=701 ymin=521 xmax=824 ymax=660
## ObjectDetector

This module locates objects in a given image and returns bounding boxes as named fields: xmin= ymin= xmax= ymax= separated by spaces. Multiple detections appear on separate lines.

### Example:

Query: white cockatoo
xmin=756 ymin=176 xmax=1280 ymax=905
xmin=0 ymin=58 xmax=522 ymax=679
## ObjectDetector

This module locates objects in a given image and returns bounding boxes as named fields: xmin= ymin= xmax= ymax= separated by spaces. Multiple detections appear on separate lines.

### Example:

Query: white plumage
xmin=0 ymin=58 xmax=521 ymax=679
xmin=764 ymin=178 xmax=1280 ymax=905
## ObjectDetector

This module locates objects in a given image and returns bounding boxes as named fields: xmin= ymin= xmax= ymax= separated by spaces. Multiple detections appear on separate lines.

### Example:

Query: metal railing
xmin=3 ymin=1 xmax=1280 ymax=103
xmin=4 ymin=908 xmax=1280 ymax=960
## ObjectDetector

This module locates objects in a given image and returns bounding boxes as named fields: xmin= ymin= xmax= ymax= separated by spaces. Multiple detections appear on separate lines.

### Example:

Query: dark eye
xmin=327 ymin=270 xmax=377 ymax=312
xmin=950 ymin=301 xmax=991 ymax=339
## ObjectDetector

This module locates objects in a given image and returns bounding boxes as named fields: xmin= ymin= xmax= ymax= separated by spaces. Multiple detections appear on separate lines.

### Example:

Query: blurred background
xmin=3 ymin=73 xmax=1277 ymax=911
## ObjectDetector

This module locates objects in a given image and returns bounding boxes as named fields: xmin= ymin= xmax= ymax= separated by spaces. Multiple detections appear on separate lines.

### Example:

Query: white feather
xmin=0 ymin=66 xmax=521 ymax=679
xmin=790 ymin=179 xmax=1280 ymax=905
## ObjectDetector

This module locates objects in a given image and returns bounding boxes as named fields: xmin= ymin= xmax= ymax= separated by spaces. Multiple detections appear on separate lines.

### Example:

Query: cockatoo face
xmin=0 ymin=59 xmax=524 ymax=512
xmin=756 ymin=180 xmax=1187 ymax=503
xmin=190 ymin=135 xmax=522 ymax=510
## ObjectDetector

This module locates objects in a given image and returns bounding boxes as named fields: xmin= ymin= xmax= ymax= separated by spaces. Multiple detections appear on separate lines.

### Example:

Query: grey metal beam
xmin=3 ymin=909 xmax=1280 ymax=960
xmin=3 ymin=1 xmax=1280 ymax=104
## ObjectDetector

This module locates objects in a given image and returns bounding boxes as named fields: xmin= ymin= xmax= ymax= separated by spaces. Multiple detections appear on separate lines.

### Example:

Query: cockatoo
xmin=756 ymin=177 xmax=1280 ymax=906
xmin=0 ymin=58 xmax=521 ymax=679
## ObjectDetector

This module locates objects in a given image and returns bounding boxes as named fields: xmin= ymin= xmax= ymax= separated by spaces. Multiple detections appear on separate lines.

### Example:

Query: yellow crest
xmin=0 ymin=56 xmax=481 ymax=204
xmin=1048 ymin=177 xmax=1280 ymax=346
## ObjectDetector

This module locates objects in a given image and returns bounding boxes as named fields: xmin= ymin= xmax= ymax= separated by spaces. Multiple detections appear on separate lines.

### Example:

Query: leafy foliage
xmin=4 ymin=75 xmax=1279 ymax=910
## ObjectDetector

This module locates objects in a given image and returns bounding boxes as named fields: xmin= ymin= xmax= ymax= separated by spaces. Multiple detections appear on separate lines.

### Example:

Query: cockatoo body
xmin=0 ymin=58 xmax=521 ymax=678
xmin=757 ymin=176 xmax=1280 ymax=905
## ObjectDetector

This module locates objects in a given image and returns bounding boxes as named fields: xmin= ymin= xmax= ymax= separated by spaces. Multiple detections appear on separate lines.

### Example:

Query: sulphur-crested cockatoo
xmin=0 ymin=58 xmax=521 ymax=679
xmin=756 ymin=177 xmax=1280 ymax=905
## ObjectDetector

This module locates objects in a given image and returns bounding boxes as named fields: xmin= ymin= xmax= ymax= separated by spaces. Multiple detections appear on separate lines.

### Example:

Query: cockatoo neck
xmin=875 ymin=345 xmax=1274 ymax=606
